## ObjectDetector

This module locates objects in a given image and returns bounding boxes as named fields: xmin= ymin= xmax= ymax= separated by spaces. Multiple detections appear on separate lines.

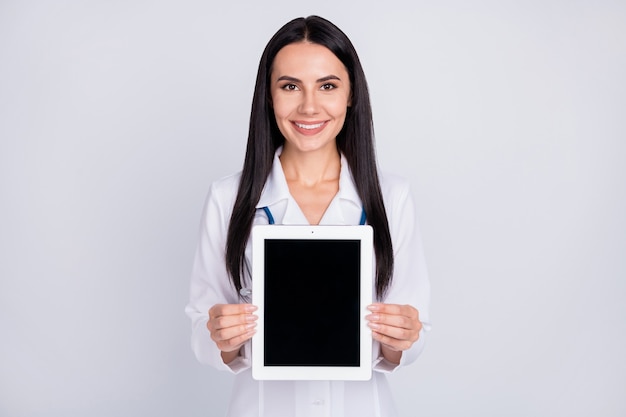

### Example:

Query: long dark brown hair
xmin=226 ymin=16 xmax=394 ymax=300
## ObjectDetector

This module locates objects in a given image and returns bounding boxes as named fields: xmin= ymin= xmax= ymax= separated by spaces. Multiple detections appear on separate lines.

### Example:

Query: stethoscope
xmin=238 ymin=205 xmax=368 ymax=300
xmin=260 ymin=206 xmax=367 ymax=225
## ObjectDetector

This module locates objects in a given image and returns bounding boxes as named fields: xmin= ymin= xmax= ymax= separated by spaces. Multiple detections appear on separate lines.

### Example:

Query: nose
xmin=298 ymin=89 xmax=319 ymax=115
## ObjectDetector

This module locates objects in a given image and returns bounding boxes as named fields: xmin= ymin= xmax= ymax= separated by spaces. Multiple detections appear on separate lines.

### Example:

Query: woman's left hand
xmin=366 ymin=303 xmax=422 ymax=357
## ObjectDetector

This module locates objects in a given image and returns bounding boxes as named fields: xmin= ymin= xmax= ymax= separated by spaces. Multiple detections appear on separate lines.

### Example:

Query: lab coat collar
xmin=255 ymin=148 xmax=290 ymax=209
xmin=255 ymin=147 xmax=362 ymax=210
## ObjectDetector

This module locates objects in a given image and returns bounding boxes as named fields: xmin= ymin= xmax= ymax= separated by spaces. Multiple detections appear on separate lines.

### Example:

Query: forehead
xmin=271 ymin=42 xmax=348 ymax=78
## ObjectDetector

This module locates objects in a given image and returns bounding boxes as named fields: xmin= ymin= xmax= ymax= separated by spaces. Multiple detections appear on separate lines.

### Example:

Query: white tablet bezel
xmin=251 ymin=224 xmax=373 ymax=381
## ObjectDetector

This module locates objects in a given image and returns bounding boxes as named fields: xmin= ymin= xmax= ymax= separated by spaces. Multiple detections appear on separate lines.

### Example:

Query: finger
xmin=366 ymin=312 xmax=417 ymax=331
xmin=216 ymin=328 xmax=257 ymax=353
xmin=209 ymin=304 xmax=257 ymax=319
xmin=368 ymin=303 xmax=419 ymax=320
xmin=368 ymin=320 xmax=420 ymax=343
xmin=209 ymin=312 xmax=258 ymax=332
xmin=371 ymin=331 xmax=415 ymax=351
xmin=211 ymin=321 xmax=258 ymax=343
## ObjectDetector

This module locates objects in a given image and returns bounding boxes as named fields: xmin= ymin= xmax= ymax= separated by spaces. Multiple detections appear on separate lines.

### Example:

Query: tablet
xmin=251 ymin=225 xmax=373 ymax=380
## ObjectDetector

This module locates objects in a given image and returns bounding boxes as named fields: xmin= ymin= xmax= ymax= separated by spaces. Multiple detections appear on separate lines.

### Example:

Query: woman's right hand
xmin=207 ymin=304 xmax=258 ymax=363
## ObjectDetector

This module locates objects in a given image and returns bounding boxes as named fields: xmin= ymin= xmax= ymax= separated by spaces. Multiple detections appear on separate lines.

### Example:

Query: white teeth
xmin=295 ymin=122 xmax=325 ymax=130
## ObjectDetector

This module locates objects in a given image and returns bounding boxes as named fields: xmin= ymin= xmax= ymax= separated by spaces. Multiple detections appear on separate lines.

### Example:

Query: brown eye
xmin=320 ymin=83 xmax=336 ymax=91
xmin=282 ymin=84 xmax=298 ymax=91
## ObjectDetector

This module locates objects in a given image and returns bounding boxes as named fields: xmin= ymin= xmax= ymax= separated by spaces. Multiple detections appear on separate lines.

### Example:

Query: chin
xmin=285 ymin=139 xmax=337 ymax=154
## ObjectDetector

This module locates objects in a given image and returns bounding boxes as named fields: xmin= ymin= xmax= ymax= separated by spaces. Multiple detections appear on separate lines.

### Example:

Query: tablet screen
xmin=263 ymin=239 xmax=360 ymax=367
xmin=252 ymin=225 xmax=373 ymax=380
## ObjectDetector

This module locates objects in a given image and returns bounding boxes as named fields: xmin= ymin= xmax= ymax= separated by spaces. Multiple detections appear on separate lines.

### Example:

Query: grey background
xmin=1 ymin=1 xmax=625 ymax=416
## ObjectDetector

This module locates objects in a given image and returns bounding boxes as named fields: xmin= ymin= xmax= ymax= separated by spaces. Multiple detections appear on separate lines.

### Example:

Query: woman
xmin=186 ymin=15 xmax=430 ymax=416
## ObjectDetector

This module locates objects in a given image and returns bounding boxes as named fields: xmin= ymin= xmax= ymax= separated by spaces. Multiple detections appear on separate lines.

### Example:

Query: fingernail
xmin=245 ymin=322 xmax=257 ymax=330
xmin=365 ymin=314 xmax=380 ymax=321
xmin=245 ymin=305 xmax=258 ymax=312
xmin=368 ymin=322 xmax=380 ymax=330
xmin=367 ymin=304 xmax=380 ymax=312
xmin=246 ymin=315 xmax=258 ymax=322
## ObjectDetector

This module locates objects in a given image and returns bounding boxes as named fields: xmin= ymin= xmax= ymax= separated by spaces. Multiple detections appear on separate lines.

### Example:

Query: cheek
xmin=271 ymin=97 xmax=290 ymax=121
xmin=328 ymin=98 xmax=350 ymax=118
xmin=270 ymin=98 xmax=291 ymax=137
xmin=328 ymin=90 xmax=351 ymax=114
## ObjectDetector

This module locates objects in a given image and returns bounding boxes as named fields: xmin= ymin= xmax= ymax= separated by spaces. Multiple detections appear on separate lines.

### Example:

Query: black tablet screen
xmin=263 ymin=239 xmax=361 ymax=367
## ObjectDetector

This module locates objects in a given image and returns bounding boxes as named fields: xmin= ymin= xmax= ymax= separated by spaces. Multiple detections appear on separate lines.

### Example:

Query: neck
xmin=279 ymin=146 xmax=341 ymax=187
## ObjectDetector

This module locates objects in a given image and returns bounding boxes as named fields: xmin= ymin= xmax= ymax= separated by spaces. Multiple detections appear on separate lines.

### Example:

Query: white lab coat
xmin=185 ymin=149 xmax=431 ymax=417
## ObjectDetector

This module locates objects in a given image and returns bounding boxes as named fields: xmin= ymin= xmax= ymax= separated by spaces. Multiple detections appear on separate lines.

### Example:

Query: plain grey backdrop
xmin=1 ymin=1 xmax=625 ymax=416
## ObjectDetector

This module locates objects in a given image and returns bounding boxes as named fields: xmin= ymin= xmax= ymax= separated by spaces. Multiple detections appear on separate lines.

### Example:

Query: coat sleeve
xmin=372 ymin=176 xmax=431 ymax=373
xmin=184 ymin=177 xmax=251 ymax=374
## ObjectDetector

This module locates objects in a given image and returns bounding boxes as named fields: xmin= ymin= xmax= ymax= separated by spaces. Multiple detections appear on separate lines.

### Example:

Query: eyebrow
xmin=276 ymin=75 xmax=342 ymax=83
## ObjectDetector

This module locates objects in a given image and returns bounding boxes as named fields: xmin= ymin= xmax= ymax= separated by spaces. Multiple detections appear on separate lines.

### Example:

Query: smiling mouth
xmin=294 ymin=121 xmax=326 ymax=130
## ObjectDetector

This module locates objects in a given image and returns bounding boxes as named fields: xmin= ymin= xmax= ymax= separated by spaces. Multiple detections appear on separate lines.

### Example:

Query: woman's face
xmin=270 ymin=42 xmax=351 ymax=155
